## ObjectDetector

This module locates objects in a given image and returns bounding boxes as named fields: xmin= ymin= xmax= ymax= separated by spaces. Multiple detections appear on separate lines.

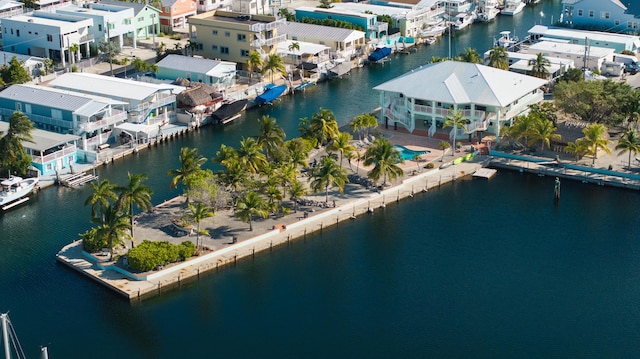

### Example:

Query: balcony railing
xmin=0 ymin=108 xmax=71 ymax=130
xmin=79 ymin=34 xmax=94 ymax=43
xmin=130 ymin=95 xmax=176 ymax=115
xmin=249 ymin=18 xmax=286 ymax=32
xmin=251 ymin=34 xmax=286 ymax=47
xmin=369 ymin=22 xmax=388 ymax=32
xmin=32 ymin=145 xmax=76 ymax=164
xmin=79 ymin=110 xmax=127 ymax=133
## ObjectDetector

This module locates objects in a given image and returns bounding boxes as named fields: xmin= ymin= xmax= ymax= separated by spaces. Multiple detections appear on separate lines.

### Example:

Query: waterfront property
xmin=294 ymin=6 xmax=388 ymax=41
xmin=0 ymin=51 xmax=47 ymax=78
xmin=481 ymin=50 xmax=575 ymax=80
xmin=159 ymin=0 xmax=197 ymax=33
xmin=0 ymin=0 xmax=24 ymax=19
xmin=278 ymin=22 xmax=366 ymax=61
xmin=99 ymin=0 xmax=161 ymax=44
xmin=277 ymin=40 xmax=331 ymax=81
xmin=519 ymin=40 xmax=614 ymax=71
xmin=528 ymin=25 xmax=640 ymax=53
xmin=0 ymin=117 xmax=80 ymax=175
xmin=560 ymin=0 xmax=640 ymax=33
xmin=0 ymin=84 xmax=128 ymax=151
xmin=0 ymin=11 xmax=94 ymax=67
xmin=156 ymin=54 xmax=237 ymax=89
xmin=188 ymin=11 xmax=286 ymax=71
xmin=56 ymin=3 xmax=135 ymax=49
xmin=373 ymin=61 xmax=547 ymax=142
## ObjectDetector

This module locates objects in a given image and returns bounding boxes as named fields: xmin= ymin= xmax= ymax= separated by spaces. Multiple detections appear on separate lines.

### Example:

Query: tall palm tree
xmin=256 ymin=115 xmax=285 ymax=161
xmin=458 ymin=47 xmax=482 ymax=64
xmin=363 ymin=138 xmax=404 ymax=186
xmin=530 ymin=119 xmax=561 ymax=151
xmin=510 ymin=114 xmax=539 ymax=147
xmin=69 ymin=43 xmax=79 ymax=65
xmin=285 ymin=138 xmax=310 ymax=168
xmin=529 ymin=52 xmax=551 ymax=79
xmin=438 ymin=140 xmax=450 ymax=161
xmin=310 ymin=108 xmax=340 ymax=146
xmin=212 ymin=144 xmax=238 ymax=168
xmin=615 ymin=129 xmax=640 ymax=168
xmin=276 ymin=162 xmax=298 ymax=198
xmin=309 ymin=156 xmax=348 ymax=203
xmin=168 ymin=147 xmax=206 ymax=197
xmin=581 ymin=123 xmax=611 ymax=165
xmin=0 ymin=111 xmax=34 ymax=176
xmin=263 ymin=184 xmax=283 ymax=214
xmin=237 ymin=137 xmax=267 ymax=174
xmin=93 ymin=204 xmax=131 ymax=260
xmin=261 ymin=54 xmax=287 ymax=83
xmin=246 ymin=50 xmax=263 ymax=83
xmin=85 ymin=179 xmax=118 ymax=220
xmin=188 ymin=201 xmax=214 ymax=250
xmin=442 ymin=110 xmax=470 ymax=155
xmin=327 ymin=132 xmax=356 ymax=167
xmin=350 ymin=113 xmax=378 ymax=141
xmin=116 ymin=172 xmax=153 ymax=241
xmin=220 ymin=160 xmax=249 ymax=193
xmin=488 ymin=46 xmax=509 ymax=70
xmin=289 ymin=179 xmax=307 ymax=212
xmin=235 ymin=191 xmax=268 ymax=231
xmin=566 ymin=139 xmax=589 ymax=162
xmin=288 ymin=41 xmax=300 ymax=53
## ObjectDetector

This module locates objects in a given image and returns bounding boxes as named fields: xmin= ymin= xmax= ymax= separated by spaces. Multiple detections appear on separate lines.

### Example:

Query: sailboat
xmin=1 ymin=312 xmax=49 ymax=359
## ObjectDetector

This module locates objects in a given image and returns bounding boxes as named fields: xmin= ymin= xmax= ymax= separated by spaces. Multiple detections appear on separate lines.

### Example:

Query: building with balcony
xmin=49 ymin=72 xmax=181 ymax=127
xmin=231 ymin=0 xmax=268 ymax=15
xmin=56 ymin=3 xmax=135 ymax=48
xmin=0 ymin=0 xmax=24 ymax=19
xmin=156 ymin=54 xmax=236 ymax=89
xmin=0 ymin=120 xmax=80 ymax=175
xmin=560 ymin=0 xmax=640 ymax=34
xmin=188 ymin=11 xmax=286 ymax=69
xmin=0 ymin=84 xmax=128 ymax=151
xmin=373 ymin=61 xmax=547 ymax=143
xmin=519 ymin=40 xmax=614 ymax=71
xmin=160 ymin=0 xmax=197 ymax=33
xmin=278 ymin=22 xmax=366 ymax=60
xmin=99 ymin=0 xmax=161 ymax=47
xmin=1 ymin=11 xmax=94 ymax=66
xmin=294 ymin=6 xmax=388 ymax=40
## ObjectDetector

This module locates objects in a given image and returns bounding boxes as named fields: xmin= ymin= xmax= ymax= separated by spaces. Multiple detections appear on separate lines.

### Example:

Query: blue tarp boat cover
xmin=368 ymin=47 xmax=391 ymax=62
xmin=255 ymin=84 xmax=287 ymax=104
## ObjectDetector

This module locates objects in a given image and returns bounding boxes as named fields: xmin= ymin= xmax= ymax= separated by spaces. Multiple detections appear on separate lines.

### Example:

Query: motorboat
xmin=501 ymin=0 xmax=526 ymax=16
xmin=451 ymin=12 xmax=476 ymax=31
xmin=424 ymin=37 xmax=437 ymax=45
xmin=368 ymin=47 xmax=392 ymax=63
xmin=419 ymin=24 xmax=447 ymax=38
xmin=209 ymin=99 xmax=249 ymax=124
xmin=254 ymin=84 xmax=288 ymax=106
xmin=0 ymin=175 xmax=38 ymax=210
xmin=494 ymin=30 xmax=519 ymax=49
xmin=477 ymin=0 xmax=500 ymax=22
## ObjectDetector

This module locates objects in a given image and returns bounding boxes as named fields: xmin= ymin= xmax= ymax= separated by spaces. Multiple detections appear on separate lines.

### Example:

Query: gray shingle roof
xmin=279 ymin=22 xmax=365 ymax=42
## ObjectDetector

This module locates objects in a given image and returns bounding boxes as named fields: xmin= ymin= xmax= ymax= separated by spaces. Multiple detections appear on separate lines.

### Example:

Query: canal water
xmin=5 ymin=1 xmax=640 ymax=357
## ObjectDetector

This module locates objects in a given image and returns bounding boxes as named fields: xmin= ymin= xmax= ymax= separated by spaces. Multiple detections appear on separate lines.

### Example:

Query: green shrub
xmin=426 ymin=163 xmax=435 ymax=169
xmin=127 ymin=240 xmax=196 ymax=272
xmin=71 ymin=65 xmax=78 ymax=72
xmin=177 ymin=241 xmax=196 ymax=260
xmin=158 ymin=32 xmax=165 ymax=37
xmin=80 ymin=227 xmax=106 ymax=253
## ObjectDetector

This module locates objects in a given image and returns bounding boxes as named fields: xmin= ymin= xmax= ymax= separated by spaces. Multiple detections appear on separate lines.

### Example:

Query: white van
xmin=613 ymin=54 xmax=640 ymax=74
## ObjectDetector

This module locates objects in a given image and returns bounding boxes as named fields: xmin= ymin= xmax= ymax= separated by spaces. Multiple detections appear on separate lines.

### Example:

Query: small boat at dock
xmin=501 ymin=0 xmax=526 ymax=15
xmin=0 ymin=175 xmax=38 ymax=210
xmin=254 ymin=84 xmax=288 ymax=106
xmin=210 ymin=99 xmax=249 ymax=124
xmin=368 ymin=47 xmax=392 ymax=63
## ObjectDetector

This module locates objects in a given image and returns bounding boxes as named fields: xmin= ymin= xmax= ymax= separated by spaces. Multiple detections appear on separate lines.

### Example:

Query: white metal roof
xmin=0 ymin=84 xmax=125 ymax=112
xmin=509 ymin=59 xmax=562 ymax=74
xmin=0 ymin=121 xmax=79 ymax=152
xmin=527 ymin=41 xmax=614 ymax=58
xmin=373 ymin=61 xmax=547 ymax=107
xmin=156 ymin=55 xmax=235 ymax=76
xmin=0 ymin=0 xmax=22 ymax=11
xmin=279 ymin=21 xmax=365 ymax=43
xmin=50 ymin=73 xmax=181 ymax=101
xmin=278 ymin=40 xmax=330 ymax=56
xmin=529 ymin=25 xmax=640 ymax=46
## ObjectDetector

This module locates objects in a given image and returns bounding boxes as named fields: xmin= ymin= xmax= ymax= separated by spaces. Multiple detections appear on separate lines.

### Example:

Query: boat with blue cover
xmin=254 ymin=84 xmax=288 ymax=105
xmin=368 ymin=47 xmax=392 ymax=63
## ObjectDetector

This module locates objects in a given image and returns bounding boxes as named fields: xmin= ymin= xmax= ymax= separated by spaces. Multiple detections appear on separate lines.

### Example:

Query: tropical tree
xmin=237 ymin=137 xmax=267 ymax=174
xmin=580 ymin=123 xmax=611 ymax=165
xmin=530 ymin=119 xmax=561 ymax=151
xmin=288 ymin=41 xmax=300 ymax=53
xmin=615 ymin=129 xmax=640 ymax=168
xmin=288 ymin=179 xmax=307 ymax=212
xmin=93 ymin=204 xmax=131 ymax=260
xmin=116 ymin=172 xmax=153 ymax=241
xmin=363 ymin=138 xmax=404 ymax=186
xmin=438 ymin=140 xmax=450 ymax=161
xmin=529 ymin=52 xmax=550 ymax=79
xmin=1 ymin=57 xmax=32 ymax=84
xmin=261 ymin=54 xmax=287 ymax=83
xmin=442 ymin=110 xmax=470 ymax=155
xmin=327 ymin=132 xmax=356 ymax=167
xmin=131 ymin=57 xmax=153 ymax=74
xmin=458 ymin=47 xmax=482 ymax=64
xmin=309 ymin=156 xmax=348 ymax=203
xmin=69 ymin=43 xmax=79 ymax=65
xmin=188 ymin=201 xmax=214 ymax=250
xmin=246 ymin=50 xmax=263 ymax=83
xmin=566 ymin=139 xmax=589 ymax=162
xmin=350 ymin=113 xmax=378 ymax=141
xmin=310 ymin=108 xmax=340 ymax=146
xmin=41 ymin=58 xmax=53 ymax=75
xmin=256 ymin=115 xmax=285 ymax=161
xmin=168 ymin=147 xmax=207 ymax=199
xmin=285 ymin=138 xmax=310 ymax=168
xmin=212 ymin=144 xmax=238 ymax=168
xmin=277 ymin=8 xmax=295 ymax=21
xmin=263 ymin=183 xmax=283 ymax=214
xmin=235 ymin=191 xmax=268 ymax=231
xmin=85 ymin=179 xmax=118 ymax=220
xmin=0 ymin=111 xmax=34 ymax=176
xmin=487 ymin=46 xmax=509 ymax=70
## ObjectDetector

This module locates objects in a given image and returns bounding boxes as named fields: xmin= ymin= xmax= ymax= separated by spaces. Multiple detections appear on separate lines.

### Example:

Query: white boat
xmin=501 ymin=0 xmax=526 ymax=16
xmin=450 ymin=12 xmax=476 ymax=31
xmin=494 ymin=30 xmax=519 ymax=49
xmin=477 ymin=0 xmax=500 ymax=22
xmin=424 ymin=37 xmax=437 ymax=45
xmin=0 ymin=175 xmax=38 ymax=210
xmin=419 ymin=24 xmax=447 ymax=37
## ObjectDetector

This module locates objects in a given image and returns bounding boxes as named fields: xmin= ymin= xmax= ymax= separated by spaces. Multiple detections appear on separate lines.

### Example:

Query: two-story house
xmin=561 ymin=0 xmax=640 ymax=34
xmin=99 ymin=0 xmax=161 ymax=48
xmin=278 ymin=22 xmax=366 ymax=60
xmin=156 ymin=55 xmax=236 ymax=89
xmin=528 ymin=25 xmax=640 ymax=53
xmin=294 ymin=6 xmax=388 ymax=40
xmin=160 ymin=0 xmax=197 ymax=34
xmin=188 ymin=11 xmax=286 ymax=70
xmin=56 ymin=3 xmax=135 ymax=49
xmin=1 ymin=11 xmax=94 ymax=66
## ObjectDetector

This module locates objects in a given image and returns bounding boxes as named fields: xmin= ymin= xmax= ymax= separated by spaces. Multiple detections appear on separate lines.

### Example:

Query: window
xmin=220 ymin=46 xmax=229 ymax=54
xmin=25 ymin=104 xmax=31 ymax=114
xmin=601 ymin=12 xmax=610 ymax=19
xmin=615 ymin=20 xmax=620 ymax=26
xmin=588 ymin=10 xmax=594 ymax=18
xmin=16 ymin=30 xmax=19 ymax=37
xmin=199 ymin=0 xmax=203 ymax=4
xmin=225 ymin=31 xmax=230 ymax=37
xmin=47 ymin=34 xmax=53 ymax=41
xmin=212 ymin=45 xmax=218 ymax=50
xmin=241 ymin=49 xmax=249 ymax=57
xmin=15 ymin=103 xmax=21 ymax=111
xmin=237 ymin=33 xmax=246 ymax=42
xmin=98 ymin=24 xmax=102 ymax=31
xmin=138 ymin=16 xmax=144 ymax=21
xmin=51 ymin=109 xmax=62 ymax=120
xmin=212 ymin=29 xmax=218 ymax=35
xmin=577 ymin=9 xmax=583 ymax=16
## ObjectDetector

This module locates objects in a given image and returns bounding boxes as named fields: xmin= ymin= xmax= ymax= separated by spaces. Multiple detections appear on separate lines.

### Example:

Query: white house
xmin=0 ymin=0 xmax=24 ymax=19
xmin=373 ymin=61 xmax=547 ymax=142
xmin=56 ymin=3 xmax=135 ymax=48
xmin=528 ymin=25 xmax=640 ymax=53
xmin=519 ymin=40 xmax=615 ymax=71
xmin=278 ymin=22 xmax=366 ymax=60
xmin=482 ymin=50 xmax=575 ymax=80
xmin=0 ymin=51 xmax=47 ymax=78
xmin=1 ymin=11 xmax=94 ymax=66
xmin=156 ymin=54 xmax=236 ymax=89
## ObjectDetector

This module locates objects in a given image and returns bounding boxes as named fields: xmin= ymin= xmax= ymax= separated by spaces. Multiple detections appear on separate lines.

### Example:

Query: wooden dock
xmin=473 ymin=168 xmax=497 ymax=179
xmin=59 ymin=172 xmax=98 ymax=187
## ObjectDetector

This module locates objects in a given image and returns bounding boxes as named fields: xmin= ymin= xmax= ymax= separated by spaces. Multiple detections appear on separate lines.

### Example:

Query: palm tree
xmin=529 ymin=52 xmax=551 ymax=79
xmin=0 ymin=111 xmax=34 ymax=176
xmin=288 ymin=41 xmax=300 ymax=53
xmin=488 ymin=46 xmax=509 ymax=70
xmin=237 ymin=137 xmax=267 ymax=174
xmin=615 ymin=129 xmax=640 ymax=168
xmin=285 ymin=138 xmax=310 ymax=168
xmin=581 ymin=123 xmax=611 ymax=165
xmin=235 ymin=192 xmax=268 ymax=231
xmin=168 ymin=147 xmax=206 ymax=199
xmin=510 ymin=114 xmax=539 ymax=148
xmin=212 ymin=144 xmax=238 ymax=168
xmin=310 ymin=108 xmax=340 ymax=146
xmin=566 ymin=140 xmax=589 ymax=162
xmin=256 ymin=115 xmax=285 ymax=161
xmin=289 ymin=179 xmax=307 ymax=212
xmin=327 ymin=132 xmax=356 ymax=167
xmin=220 ymin=160 xmax=249 ymax=193
xmin=263 ymin=183 xmax=283 ymax=214
xmin=458 ymin=47 xmax=481 ymax=64
xmin=85 ymin=179 xmax=118 ymax=221
xmin=188 ymin=201 xmax=214 ymax=250
xmin=530 ymin=119 xmax=561 ymax=151
xmin=363 ymin=138 xmax=404 ymax=186
xmin=442 ymin=110 xmax=470 ymax=156
xmin=116 ymin=172 xmax=153 ymax=241
xmin=131 ymin=57 xmax=150 ymax=74
xmin=261 ymin=54 xmax=287 ymax=83
xmin=309 ymin=156 xmax=348 ymax=203
xmin=120 ymin=57 xmax=130 ymax=77
xmin=438 ymin=140 xmax=450 ymax=161
xmin=246 ymin=50 xmax=263 ymax=83
xmin=69 ymin=43 xmax=79 ymax=65
xmin=93 ymin=204 xmax=131 ymax=260
xmin=350 ymin=113 xmax=378 ymax=141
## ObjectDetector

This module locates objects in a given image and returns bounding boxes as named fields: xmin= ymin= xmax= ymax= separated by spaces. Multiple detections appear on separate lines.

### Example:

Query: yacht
xmin=450 ymin=12 xmax=476 ymax=31
xmin=477 ymin=0 xmax=501 ymax=22
xmin=0 ymin=175 xmax=39 ymax=210
xmin=494 ymin=30 xmax=519 ymax=49
xmin=501 ymin=0 xmax=526 ymax=16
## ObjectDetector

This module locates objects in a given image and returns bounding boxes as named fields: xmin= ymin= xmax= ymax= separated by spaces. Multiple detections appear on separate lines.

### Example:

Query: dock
xmin=473 ymin=168 xmax=497 ymax=179
xmin=59 ymin=172 xmax=98 ymax=187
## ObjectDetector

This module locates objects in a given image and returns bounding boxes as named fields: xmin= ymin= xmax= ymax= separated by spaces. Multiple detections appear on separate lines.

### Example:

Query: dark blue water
xmin=7 ymin=1 xmax=640 ymax=357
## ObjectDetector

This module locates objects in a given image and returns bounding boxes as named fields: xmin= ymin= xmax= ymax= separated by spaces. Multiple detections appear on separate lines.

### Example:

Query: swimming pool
xmin=394 ymin=145 xmax=430 ymax=161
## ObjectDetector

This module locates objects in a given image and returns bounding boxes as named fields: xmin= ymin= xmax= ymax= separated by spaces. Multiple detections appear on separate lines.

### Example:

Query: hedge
xmin=127 ymin=240 xmax=196 ymax=272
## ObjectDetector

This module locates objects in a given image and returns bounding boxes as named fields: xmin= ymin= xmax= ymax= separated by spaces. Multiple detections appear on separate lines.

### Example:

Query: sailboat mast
xmin=1 ymin=313 xmax=11 ymax=359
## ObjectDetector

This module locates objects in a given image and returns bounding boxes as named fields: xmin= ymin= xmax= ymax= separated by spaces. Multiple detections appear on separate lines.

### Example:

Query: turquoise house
xmin=294 ymin=6 xmax=388 ymax=40
xmin=561 ymin=0 xmax=640 ymax=34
